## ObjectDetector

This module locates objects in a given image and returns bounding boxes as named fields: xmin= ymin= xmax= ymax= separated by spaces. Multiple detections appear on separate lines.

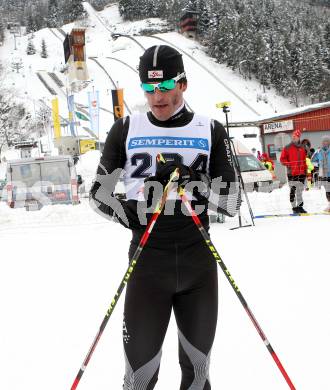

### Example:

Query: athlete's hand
xmin=144 ymin=160 xmax=198 ymax=187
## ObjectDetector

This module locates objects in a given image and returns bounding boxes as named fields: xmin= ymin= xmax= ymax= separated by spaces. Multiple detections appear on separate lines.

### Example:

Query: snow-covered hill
xmin=0 ymin=1 xmax=296 ymax=154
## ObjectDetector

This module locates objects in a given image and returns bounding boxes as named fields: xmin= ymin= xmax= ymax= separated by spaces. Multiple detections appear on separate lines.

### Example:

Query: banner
xmin=88 ymin=90 xmax=100 ymax=138
xmin=111 ymin=88 xmax=124 ymax=122
xmin=51 ymin=98 xmax=61 ymax=139
xmin=63 ymin=34 xmax=72 ymax=64
xmin=67 ymin=94 xmax=76 ymax=136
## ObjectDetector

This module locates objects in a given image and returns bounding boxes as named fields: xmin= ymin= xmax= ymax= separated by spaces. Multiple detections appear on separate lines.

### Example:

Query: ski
xmin=255 ymin=212 xmax=330 ymax=219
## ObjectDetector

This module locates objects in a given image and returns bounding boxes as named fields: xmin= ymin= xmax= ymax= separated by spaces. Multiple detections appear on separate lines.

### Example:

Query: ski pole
xmin=70 ymin=168 xmax=179 ymax=390
xmin=178 ymin=187 xmax=296 ymax=390
xmin=223 ymin=103 xmax=255 ymax=227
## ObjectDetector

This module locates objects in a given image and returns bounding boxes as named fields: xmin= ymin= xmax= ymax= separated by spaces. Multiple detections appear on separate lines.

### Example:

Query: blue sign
xmin=128 ymin=136 xmax=209 ymax=151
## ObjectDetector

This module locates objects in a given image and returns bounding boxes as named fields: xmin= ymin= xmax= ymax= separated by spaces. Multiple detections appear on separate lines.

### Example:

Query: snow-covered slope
xmin=0 ymin=2 xmax=296 ymax=152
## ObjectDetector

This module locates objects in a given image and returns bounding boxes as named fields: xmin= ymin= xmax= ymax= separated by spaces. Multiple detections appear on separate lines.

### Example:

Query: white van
xmin=231 ymin=139 xmax=273 ymax=192
xmin=6 ymin=156 xmax=80 ymax=210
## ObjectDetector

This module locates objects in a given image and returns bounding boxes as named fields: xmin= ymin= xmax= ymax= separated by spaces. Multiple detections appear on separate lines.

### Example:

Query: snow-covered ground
xmin=1 ymin=182 xmax=329 ymax=390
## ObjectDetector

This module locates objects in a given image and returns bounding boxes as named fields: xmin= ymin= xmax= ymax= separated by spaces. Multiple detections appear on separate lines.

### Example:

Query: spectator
xmin=280 ymin=129 xmax=307 ymax=213
xmin=260 ymin=153 xmax=274 ymax=172
xmin=257 ymin=150 xmax=262 ymax=160
xmin=312 ymin=135 xmax=330 ymax=212
xmin=302 ymin=138 xmax=312 ymax=158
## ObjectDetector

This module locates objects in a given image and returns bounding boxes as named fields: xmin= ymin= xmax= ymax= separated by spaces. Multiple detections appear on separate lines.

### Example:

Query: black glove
xmin=144 ymin=160 xmax=198 ymax=187
xmin=144 ymin=159 xmax=211 ymax=202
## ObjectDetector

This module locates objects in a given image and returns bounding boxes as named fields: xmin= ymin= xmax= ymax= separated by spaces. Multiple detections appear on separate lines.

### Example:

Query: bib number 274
xmin=130 ymin=153 xmax=207 ymax=178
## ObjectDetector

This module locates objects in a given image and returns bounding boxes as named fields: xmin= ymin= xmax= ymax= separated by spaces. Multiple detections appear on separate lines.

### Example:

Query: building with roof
xmin=228 ymin=101 xmax=330 ymax=183
xmin=258 ymin=101 xmax=330 ymax=183
xmin=179 ymin=11 xmax=198 ymax=39
xmin=260 ymin=101 xmax=330 ymax=154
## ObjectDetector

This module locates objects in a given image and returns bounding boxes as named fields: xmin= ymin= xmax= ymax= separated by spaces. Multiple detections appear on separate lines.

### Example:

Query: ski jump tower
xmin=63 ymin=28 xmax=89 ymax=92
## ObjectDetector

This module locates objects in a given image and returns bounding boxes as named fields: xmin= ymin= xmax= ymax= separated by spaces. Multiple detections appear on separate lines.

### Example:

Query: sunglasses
xmin=141 ymin=72 xmax=186 ymax=94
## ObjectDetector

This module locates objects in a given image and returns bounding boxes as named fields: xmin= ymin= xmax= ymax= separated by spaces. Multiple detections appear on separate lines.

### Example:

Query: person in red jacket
xmin=280 ymin=129 xmax=307 ymax=213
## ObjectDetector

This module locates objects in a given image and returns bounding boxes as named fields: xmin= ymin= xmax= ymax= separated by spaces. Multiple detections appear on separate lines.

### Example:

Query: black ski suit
xmin=90 ymin=107 xmax=238 ymax=389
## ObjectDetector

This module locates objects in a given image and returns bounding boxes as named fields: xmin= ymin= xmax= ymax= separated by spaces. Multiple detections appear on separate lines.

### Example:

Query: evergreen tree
xmin=167 ymin=0 xmax=186 ymax=28
xmin=253 ymin=31 xmax=272 ymax=92
xmin=26 ymin=14 xmax=38 ymax=34
xmin=197 ymin=1 xmax=210 ymax=38
xmin=324 ymin=22 xmax=330 ymax=69
xmin=137 ymin=0 xmax=151 ymax=19
xmin=184 ymin=0 xmax=198 ymax=12
xmin=269 ymin=34 xmax=291 ymax=94
xmin=26 ymin=38 xmax=36 ymax=55
xmin=40 ymin=38 xmax=48 ymax=58
xmin=0 ymin=90 xmax=27 ymax=157
xmin=68 ymin=0 xmax=87 ymax=21
xmin=119 ymin=0 xmax=139 ymax=21
xmin=208 ymin=2 xmax=238 ymax=64
xmin=309 ymin=42 xmax=327 ymax=102
xmin=309 ymin=0 xmax=330 ymax=6
xmin=26 ymin=1 xmax=47 ymax=31
xmin=233 ymin=6 xmax=256 ymax=77
xmin=47 ymin=0 xmax=60 ymax=28
xmin=0 ymin=20 xmax=4 ymax=44
xmin=154 ymin=0 xmax=172 ymax=18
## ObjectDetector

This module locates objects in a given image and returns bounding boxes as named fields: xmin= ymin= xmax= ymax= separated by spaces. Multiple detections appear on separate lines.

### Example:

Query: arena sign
xmin=264 ymin=120 xmax=294 ymax=134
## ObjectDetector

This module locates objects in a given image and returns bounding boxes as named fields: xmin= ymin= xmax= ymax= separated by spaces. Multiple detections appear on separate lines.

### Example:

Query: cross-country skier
xmin=90 ymin=45 xmax=240 ymax=389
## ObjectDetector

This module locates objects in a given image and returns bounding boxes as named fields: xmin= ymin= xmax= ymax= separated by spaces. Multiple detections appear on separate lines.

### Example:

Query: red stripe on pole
xmin=140 ymin=230 xmax=150 ymax=246
xmin=141 ymin=214 xmax=158 ymax=246
xmin=191 ymin=211 xmax=200 ymax=226
xmin=271 ymin=351 xmax=296 ymax=389
xmin=181 ymin=194 xmax=202 ymax=226
xmin=71 ymin=378 xmax=79 ymax=390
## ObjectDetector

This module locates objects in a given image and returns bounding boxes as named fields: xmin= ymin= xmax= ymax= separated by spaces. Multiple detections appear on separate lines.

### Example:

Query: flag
xmin=51 ymin=98 xmax=61 ymax=139
xmin=75 ymin=111 xmax=89 ymax=121
xmin=111 ymin=88 xmax=124 ymax=122
xmin=88 ymin=90 xmax=100 ymax=137
xmin=67 ymin=94 xmax=75 ymax=136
